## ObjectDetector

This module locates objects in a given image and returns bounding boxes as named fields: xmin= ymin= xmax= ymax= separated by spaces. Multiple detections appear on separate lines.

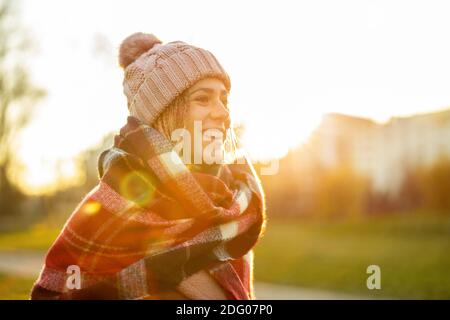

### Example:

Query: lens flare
xmin=82 ymin=200 xmax=102 ymax=216
xmin=120 ymin=170 xmax=156 ymax=207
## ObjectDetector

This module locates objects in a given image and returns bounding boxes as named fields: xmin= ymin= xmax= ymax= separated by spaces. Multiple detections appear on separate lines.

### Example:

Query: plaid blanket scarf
xmin=32 ymin=116 xmax=266 ymax=300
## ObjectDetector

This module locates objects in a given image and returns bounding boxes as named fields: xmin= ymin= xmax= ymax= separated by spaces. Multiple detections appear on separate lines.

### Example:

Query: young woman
xmin=30 ymin=33 xmax=266 ymax=300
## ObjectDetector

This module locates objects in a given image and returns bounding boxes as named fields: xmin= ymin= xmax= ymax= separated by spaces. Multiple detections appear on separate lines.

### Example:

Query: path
xmin=0 ymin=250 xmax=368 ymax=300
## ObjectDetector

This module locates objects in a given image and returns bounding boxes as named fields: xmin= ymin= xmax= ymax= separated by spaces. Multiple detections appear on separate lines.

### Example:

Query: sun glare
xmin=13 ymin=0 xmax=450 ymax=194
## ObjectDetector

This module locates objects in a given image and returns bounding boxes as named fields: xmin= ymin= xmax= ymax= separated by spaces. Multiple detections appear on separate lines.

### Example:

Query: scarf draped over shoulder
xmin=31 ymin=116 xmax=266 ymax=300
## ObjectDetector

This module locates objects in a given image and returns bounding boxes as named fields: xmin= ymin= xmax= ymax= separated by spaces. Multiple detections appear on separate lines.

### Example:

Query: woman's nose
xmin=210 ymin=101 xmax=229 ymax=121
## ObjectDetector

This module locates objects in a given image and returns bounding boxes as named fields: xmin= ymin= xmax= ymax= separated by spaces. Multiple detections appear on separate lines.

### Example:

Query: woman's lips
xmin=202 ymin=127 xmax=226 ymax=137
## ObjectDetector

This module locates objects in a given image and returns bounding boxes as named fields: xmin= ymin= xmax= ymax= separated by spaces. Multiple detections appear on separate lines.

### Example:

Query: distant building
xmin=310 ymin=109 xmax=450 ymax=195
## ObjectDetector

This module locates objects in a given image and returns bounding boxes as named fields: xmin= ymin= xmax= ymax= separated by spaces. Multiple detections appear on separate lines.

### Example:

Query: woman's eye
xmin=196 ymin=96 xmax=209 ymax=103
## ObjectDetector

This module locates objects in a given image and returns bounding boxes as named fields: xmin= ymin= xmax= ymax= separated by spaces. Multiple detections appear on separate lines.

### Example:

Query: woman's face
xmin=185 ymin=78 xmax=230 ymax=163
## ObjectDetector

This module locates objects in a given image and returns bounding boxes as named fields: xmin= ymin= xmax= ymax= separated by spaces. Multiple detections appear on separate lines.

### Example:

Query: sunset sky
xmin=14 ymin=0 xmax=450 ymax=193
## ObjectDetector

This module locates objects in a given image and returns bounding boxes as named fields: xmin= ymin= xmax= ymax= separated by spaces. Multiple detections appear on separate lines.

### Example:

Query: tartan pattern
xmin=33 ymin=116 xmax=265 ymax=300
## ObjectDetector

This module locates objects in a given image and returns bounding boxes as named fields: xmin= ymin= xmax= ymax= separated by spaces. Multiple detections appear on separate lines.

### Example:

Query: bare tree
xmin=0 ymin=0 xmax=45 ymax=215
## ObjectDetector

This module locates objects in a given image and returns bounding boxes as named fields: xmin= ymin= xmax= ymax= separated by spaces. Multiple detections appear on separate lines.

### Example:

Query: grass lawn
xmin=0 ymin=224 xmax=60 ymax=251
xmin=254 ymin=212 xmax=450 ymax=299
xmin=0 ymin=273 xmax=34 ymax=300
xmin=0 ymin=212 xmax=449 ymax=299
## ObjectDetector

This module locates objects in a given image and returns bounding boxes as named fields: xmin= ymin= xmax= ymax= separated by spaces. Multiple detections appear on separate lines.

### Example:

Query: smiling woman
xmin=153 ymin=77 xmax=234 ymax=167
xmin=30 ymin=32 xmax=266 ymax=300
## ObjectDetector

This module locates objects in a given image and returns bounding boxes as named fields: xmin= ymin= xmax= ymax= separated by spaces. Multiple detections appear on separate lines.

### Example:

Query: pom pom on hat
xmin=118 ymin=32 xmax=162 ymax=69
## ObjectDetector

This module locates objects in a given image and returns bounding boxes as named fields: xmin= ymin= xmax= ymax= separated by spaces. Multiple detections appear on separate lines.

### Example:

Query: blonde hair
xmin=153 ymin=93 xmax=189 ymax=140
xmin=153 ymin=90 xmax=239 ymax=164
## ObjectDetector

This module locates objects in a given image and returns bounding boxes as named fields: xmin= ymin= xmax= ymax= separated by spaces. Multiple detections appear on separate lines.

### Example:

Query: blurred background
xmin=0 ymin=0 xmax=449 ymax=299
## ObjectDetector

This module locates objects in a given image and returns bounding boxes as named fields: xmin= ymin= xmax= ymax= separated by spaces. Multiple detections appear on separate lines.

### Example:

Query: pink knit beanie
xmin=118 ymin=32 xmax=231 ymax=125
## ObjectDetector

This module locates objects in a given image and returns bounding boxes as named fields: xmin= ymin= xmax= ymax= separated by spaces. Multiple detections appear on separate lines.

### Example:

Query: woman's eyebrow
xmin=189 ymin=88 xmax=228 ymax=96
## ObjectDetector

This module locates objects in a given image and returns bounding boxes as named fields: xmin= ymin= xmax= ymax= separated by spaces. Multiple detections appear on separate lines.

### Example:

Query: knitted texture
xmin=31 ymin=116 xmax=265 ymax=300
xmin=121 ymin=33 xmax=231 ymax=125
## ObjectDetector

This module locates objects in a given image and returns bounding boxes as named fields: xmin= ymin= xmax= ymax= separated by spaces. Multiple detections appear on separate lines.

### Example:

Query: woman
xmin=30 ymin=32 xmax=266 ymax=300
